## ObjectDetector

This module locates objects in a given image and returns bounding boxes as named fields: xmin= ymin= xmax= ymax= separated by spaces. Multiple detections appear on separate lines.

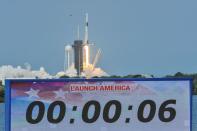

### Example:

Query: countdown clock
xmin=5 ymin=78 xmax=192 ymax=131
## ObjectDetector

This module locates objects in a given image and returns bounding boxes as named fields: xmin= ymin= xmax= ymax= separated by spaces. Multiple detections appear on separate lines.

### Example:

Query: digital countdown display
xmin=5 ymin=78 xmax=192 ymax=131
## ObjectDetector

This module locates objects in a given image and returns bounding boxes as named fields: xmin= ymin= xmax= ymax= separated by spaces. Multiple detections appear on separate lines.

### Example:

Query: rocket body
xmin=83 ymin=13 xmax=90 ymax=68
xmin=83 ymin=45 xmax=90 ymax=68
xmin=84 ymin=13 xmax=89 ymax=44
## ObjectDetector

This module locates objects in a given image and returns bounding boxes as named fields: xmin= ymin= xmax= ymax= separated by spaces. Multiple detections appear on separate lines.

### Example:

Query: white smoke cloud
xmin=0 ymin=65 xmax=52 ymax=85
xmin=56 ymin=63 xmax=108 ymax=78
xmin=82 ymin=67 xmax=108 ymax=78
xmin=56 ymin=64 xmax=77 ymax=78
xmin=0 ymin=63 xmax=108 ymax=85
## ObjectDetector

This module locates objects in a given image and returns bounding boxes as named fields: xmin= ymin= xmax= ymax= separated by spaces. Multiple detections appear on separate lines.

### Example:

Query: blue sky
xmin=0 ymin=0 xmax=197 ymax=76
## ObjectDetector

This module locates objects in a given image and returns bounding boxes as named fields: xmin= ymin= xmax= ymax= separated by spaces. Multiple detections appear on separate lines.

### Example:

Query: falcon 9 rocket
xmin=66 ymin=13 xmax=102 ymax=76
xmin=83 ymin=13 xmax=90 ymax=68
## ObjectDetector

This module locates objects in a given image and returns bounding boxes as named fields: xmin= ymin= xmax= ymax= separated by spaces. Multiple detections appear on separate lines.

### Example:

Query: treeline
xmin=59 ymin=74 xmax=154 ymax=79
xmin=0 ymin=85 xmax=4 ymax=103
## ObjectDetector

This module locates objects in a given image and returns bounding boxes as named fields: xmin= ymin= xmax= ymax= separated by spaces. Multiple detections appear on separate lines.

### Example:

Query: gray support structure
xmin=72 ymin=40 xmax=83 ymax=76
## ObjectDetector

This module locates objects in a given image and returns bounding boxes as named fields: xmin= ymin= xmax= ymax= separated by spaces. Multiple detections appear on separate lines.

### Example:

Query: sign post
xmin=5 ymin=78 xmax=192 ymax=131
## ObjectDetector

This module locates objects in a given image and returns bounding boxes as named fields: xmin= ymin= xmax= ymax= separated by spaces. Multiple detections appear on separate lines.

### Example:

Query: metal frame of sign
xmin=5 ymin=78 xmax=193 ymax=131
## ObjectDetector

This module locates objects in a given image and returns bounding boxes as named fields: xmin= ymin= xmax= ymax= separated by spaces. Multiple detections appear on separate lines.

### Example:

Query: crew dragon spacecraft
xmin=65 ymin=14 xmax=102 ymax=76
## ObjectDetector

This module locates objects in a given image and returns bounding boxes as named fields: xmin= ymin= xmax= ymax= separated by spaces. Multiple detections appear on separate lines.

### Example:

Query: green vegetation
xmin=0 ymin=85 xmax=4 ymax=103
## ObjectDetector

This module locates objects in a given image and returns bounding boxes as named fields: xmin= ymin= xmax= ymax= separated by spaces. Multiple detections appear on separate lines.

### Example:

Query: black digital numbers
xmin=103 ymin=100 xmax=121 ymax=123
xmin=138 ymin=99 xmax=176 ymax=123
xmin=138 ymin=100 xmax=156 ymax=122
xmin=81 ymin=100 xmax=122 ymax=123
xmin=158 ymin=99 xmax=176 ymax=122
xmin=26 ymin=99 xmax=176 ymax=124
xmin=26 ymin=101 xmax=45 ymax=124
xmin=26 ymin=101 xmax=66 ymax=124
xmin=47 ymin=101 xmax=66 ymax=123
xmin=82 ymin=100 xmax=101 ymax=123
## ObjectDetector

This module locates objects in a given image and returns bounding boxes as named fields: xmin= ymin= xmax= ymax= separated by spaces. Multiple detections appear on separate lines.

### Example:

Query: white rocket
xmin=64 ymin=13 xmax=103 ymax=75
xmin=84 ymin=13 xmax=89 ymax=44
xmin=83 ymin=13 xmax=90 ymax=68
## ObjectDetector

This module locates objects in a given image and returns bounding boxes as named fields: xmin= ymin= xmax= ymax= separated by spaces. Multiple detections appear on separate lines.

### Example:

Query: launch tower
xmin=72 ymin=40 xmax=83 ymax=75
xmin=72 ymin=13 xmax=90 ymax=76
